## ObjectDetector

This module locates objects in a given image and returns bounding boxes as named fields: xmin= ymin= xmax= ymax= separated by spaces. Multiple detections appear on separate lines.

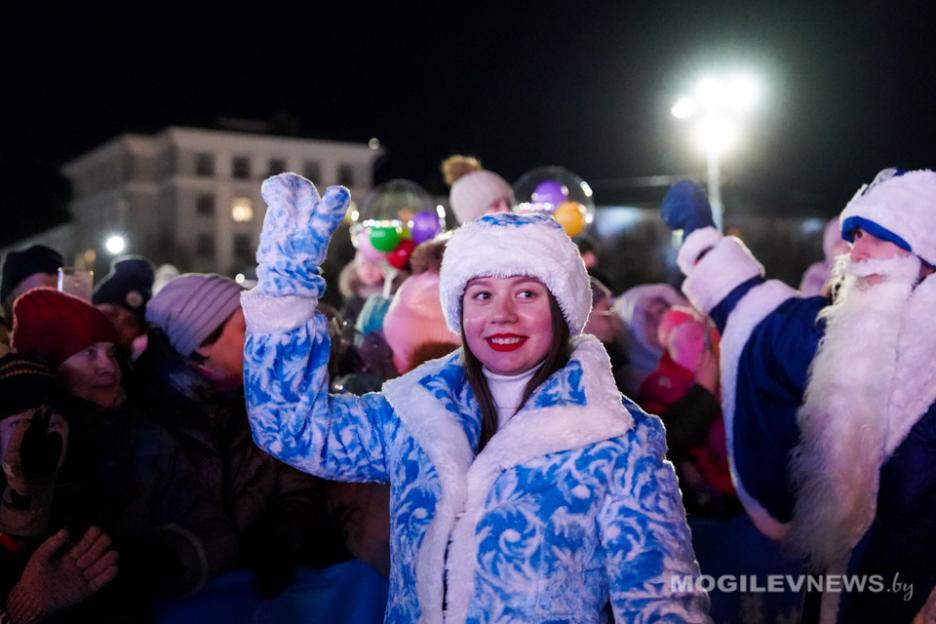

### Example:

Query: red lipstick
xmin=485 ymin=333 xmax=527 ymax=352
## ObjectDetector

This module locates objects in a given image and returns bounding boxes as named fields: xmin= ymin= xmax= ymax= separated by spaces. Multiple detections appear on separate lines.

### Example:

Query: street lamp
xmin=105 ymin=234 xmax=127 ymax=255
xmin=671 ymin=73 xmax=762 ymax=231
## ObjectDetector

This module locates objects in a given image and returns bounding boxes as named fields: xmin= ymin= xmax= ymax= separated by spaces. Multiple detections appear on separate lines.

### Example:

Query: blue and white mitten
xmin=255 ymin=173 xmax=350 ymax=299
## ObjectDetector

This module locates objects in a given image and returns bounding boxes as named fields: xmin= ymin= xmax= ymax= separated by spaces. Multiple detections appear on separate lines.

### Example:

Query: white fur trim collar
xmin=383 ymin=335 xmax=633 ymax=623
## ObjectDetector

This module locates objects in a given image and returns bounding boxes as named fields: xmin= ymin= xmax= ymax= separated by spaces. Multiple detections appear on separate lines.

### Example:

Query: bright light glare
xmin=695 ymin=77 xmax=723 ymax=109
xmin=235 ymin=273 xmax=246 ymax=284
xmin=671 ymin=96 xmax=698 ymax=119
xmin=105 ymin=235 xmax=126 ymax=255
xmin=726 ymin=75 xmax=761 ymax=112
xmin=694 ymin=117 xmax=741 ymax=155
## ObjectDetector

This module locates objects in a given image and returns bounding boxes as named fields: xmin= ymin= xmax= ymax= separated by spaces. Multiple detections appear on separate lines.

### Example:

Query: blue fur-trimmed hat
xmin=439 ymin=212 xmax=592 ymax=334
xmin=92 ymin=255 xmax=156 ymax=318
xmin=840 ymin=168 xmax=936 ymax=266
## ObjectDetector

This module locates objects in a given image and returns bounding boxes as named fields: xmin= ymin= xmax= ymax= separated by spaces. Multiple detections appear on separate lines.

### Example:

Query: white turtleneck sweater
xmin=482 ymin=362 xmax=544 ymax=429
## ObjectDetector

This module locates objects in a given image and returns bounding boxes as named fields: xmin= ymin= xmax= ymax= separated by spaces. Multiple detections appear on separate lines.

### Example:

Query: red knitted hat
xmin=11 ymin=287 xmax=118 ymax=368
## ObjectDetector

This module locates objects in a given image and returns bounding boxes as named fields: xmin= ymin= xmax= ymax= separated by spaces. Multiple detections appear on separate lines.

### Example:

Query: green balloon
xmin=370 ymin=225 xmax=401 ymax=252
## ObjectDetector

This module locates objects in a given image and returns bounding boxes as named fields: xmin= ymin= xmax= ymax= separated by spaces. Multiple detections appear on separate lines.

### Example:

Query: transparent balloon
xmin=350 ymin=179 xmax=448 ymax=251
xmin=512 ymin=166 xmax=596 ymax=237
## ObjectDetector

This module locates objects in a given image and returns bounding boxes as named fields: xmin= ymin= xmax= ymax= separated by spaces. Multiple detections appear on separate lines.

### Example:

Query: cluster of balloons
xmin=513 ymin=166 xmax=595 ymax=238
xmin=352 ymin=179 xmax=446 ymax=270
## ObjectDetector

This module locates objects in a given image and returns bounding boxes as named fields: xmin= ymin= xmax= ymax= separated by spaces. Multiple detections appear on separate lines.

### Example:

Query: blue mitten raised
xmin=661 ymin=179 xmax=715 ymax=237
xmin=255 ymin=173 xmax=350 ymax=298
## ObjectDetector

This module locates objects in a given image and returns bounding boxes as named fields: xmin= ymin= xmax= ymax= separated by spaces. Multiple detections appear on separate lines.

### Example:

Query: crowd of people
xmin=0 ymin=156 xmax=934 ymax=623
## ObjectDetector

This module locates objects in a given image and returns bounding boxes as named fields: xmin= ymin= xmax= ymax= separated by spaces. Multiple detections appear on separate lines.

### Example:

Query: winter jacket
xmin=677 ymin=226 xmax=936 ymax=623
xmin=242 ymin=287 xmax=710 ymax=624
xmin=638 ymin=354 xmax=736 ymax=516
xmin=133 ymin=328 xmax=385 ymax=577
xmin=59 ymin=398 xmax=238 ymax=597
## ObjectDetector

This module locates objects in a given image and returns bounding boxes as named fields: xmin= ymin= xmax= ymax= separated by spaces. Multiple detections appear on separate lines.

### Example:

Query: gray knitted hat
xmin=145 ymin=273 xmax=243 ymax=357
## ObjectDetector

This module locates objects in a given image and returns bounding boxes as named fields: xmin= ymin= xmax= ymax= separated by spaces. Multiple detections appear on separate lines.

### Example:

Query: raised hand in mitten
xmin=255 ymin=173 xmax=350 ymax=298
xmin=6 ymin=527 xmax=119 ymax=624
xmin=661 ymin=179 xmax=715 ymax=236
xmin=1 ymin=406 xmax=65 ymax=537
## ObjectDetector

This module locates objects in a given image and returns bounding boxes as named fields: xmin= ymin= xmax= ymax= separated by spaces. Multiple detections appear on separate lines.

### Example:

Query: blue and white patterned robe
xmin=241 ymin=288 xmax=709 ymax=623
xmin=677 ymin=226 xmax=936 ymax=623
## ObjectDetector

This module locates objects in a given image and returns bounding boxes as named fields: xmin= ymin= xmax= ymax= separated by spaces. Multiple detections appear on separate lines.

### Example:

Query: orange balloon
xmin=553 ymin=201 xmax=586 ymax=237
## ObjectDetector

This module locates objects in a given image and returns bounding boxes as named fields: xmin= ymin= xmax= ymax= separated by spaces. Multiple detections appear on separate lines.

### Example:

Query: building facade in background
xmin=60 ymin=126 xmax=382 ymax=277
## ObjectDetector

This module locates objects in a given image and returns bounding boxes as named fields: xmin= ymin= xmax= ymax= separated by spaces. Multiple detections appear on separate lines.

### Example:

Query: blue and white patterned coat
xmin=242 ymin=173 xmax=708 ymax=623
xmin=242 ymin=291 xmax=708 ymax=623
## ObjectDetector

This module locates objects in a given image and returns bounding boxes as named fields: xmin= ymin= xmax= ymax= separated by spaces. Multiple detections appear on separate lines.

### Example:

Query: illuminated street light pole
xmin=671 ymin=74 xmax=761 ymax=232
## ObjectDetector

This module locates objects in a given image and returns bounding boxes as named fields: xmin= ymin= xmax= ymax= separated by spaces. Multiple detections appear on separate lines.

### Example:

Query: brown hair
xmin=409 ymin=239 xmax=447 ymax=275
xmin=461 ymin=290 xmax=570 ymax=453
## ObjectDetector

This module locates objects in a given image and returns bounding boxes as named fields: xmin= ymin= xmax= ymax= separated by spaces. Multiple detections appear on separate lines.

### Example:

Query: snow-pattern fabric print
xmin=243 ymin=175 xmax=708 ymax=622
xmin=255 ymin=173 xmax=350 ymax=297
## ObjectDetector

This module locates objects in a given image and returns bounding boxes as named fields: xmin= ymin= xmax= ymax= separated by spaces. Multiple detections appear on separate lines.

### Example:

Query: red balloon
xmin=387 ymin=239 xmax=417 ymax=270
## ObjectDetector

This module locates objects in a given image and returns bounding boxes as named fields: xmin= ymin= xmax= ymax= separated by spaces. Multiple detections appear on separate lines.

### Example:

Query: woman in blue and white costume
xmin=241 ymin=173 xmax=710 ymax=624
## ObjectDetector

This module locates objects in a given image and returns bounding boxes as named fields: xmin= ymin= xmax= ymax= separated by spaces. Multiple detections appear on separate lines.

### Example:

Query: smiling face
xmin=461 ymin=275 xmax=554 ymax=375
xmin=57 ymin=342 xmax=122 ymax=409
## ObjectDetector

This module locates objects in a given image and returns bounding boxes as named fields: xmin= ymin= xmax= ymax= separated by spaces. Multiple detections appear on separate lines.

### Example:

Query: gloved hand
xmin=661 ymin=179 xmax=715 ymax=237
xmin=6 ymin=526 xmax=118 ymax=624
xmin=1 ymin=406 xmax=65 ymax=537
xmin=255 ymin=173 xmax=351 ymax=298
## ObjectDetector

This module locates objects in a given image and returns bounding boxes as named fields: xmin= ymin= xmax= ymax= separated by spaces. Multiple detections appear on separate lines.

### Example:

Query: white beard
xmin=788 ymin=254 xmax=921 ymax=570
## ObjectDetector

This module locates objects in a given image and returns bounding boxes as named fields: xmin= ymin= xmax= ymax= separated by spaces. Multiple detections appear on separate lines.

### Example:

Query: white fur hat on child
xmin=439 ymin=212 xmax=592 ymax=335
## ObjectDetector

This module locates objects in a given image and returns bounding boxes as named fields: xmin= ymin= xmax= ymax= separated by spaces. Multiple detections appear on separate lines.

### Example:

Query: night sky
xmin=4 ymin=1 xmax=936 ymax=246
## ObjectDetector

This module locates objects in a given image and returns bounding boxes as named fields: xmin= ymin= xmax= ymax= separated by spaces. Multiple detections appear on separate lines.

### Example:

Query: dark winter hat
xmin=92 ymin=255 xmax=156 ymax=318
xmin=1 ymin=245 xmax=64 ymax=303
xmin=0 ymin=353 xmax=68 ymax=419
xmin=145 ymin=274 xmax=243 ymax=357
xmin=11 ymin=288 xmax=118 ymax=369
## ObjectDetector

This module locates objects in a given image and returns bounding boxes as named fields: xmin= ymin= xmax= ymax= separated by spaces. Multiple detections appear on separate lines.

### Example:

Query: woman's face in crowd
xmin=641 ymin=297 xmax=671 ymax=349
xmin=193 ymin=308 xmax=246 ymax=390
xmin=58 ymin=342 xmax=122 ymax=409
xmin=484 ymin=196 xmax=512 ymax=215
xmin=96 ymin=303 xmax=144 ymax=350
xmin=0 ymin=405 xmax=68 ymax=467
xmin=462 ymin=276 xmax=553 ymax=376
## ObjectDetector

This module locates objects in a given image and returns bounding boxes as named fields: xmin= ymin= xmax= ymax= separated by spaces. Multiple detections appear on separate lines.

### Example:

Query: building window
xmin=196 ymin=194 xmax=215 ymax=217
xmin=195 ymin=153 xmax=215 ymax=177
xmin=195 ymin=233 xmax=214 ymax=258
xmin=232 ymin=156 xmax=251 ymax=180
xmin=303 ymin=161 xmax=321 ymax=184
xmin=233 ymin=234 xmax=252 ymax=259
xmin=268 ymin=158 xmax=287 ymax=176
xmin=231 ymin=197 xmax=254 ymax=223
xmin=338 ymin=164 xmax=356 ymax=187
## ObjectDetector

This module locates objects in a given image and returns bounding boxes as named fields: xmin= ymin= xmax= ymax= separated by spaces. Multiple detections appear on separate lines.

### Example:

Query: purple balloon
xmin=410 ymin=210 xmax=441 ymax=244
xmin=532 ymin=180 xmax=569 ymax=209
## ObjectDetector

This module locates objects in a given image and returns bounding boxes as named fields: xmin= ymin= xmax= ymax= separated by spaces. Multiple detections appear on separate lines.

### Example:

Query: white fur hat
xmin=449 ymin=170 xmax=515 ymax=224
xmin=840 ymin=168 xmax=936 ymax=265
xmin=439 ymin=212 xmax=592 ymax=335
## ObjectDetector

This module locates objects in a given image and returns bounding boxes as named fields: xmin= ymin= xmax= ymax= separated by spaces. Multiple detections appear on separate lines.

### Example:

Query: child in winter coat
xmin=242 ymin=173 xmax=710 ymax=623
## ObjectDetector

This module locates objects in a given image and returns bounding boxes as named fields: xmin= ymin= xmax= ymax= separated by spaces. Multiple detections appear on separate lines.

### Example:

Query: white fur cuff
xmin=677 ymin=226 xmax=723 ymax=275
xmin=682 ymin=237 xmax=764 ymax=313
xmin=241 ymin=288 xmax=319 ymax=334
